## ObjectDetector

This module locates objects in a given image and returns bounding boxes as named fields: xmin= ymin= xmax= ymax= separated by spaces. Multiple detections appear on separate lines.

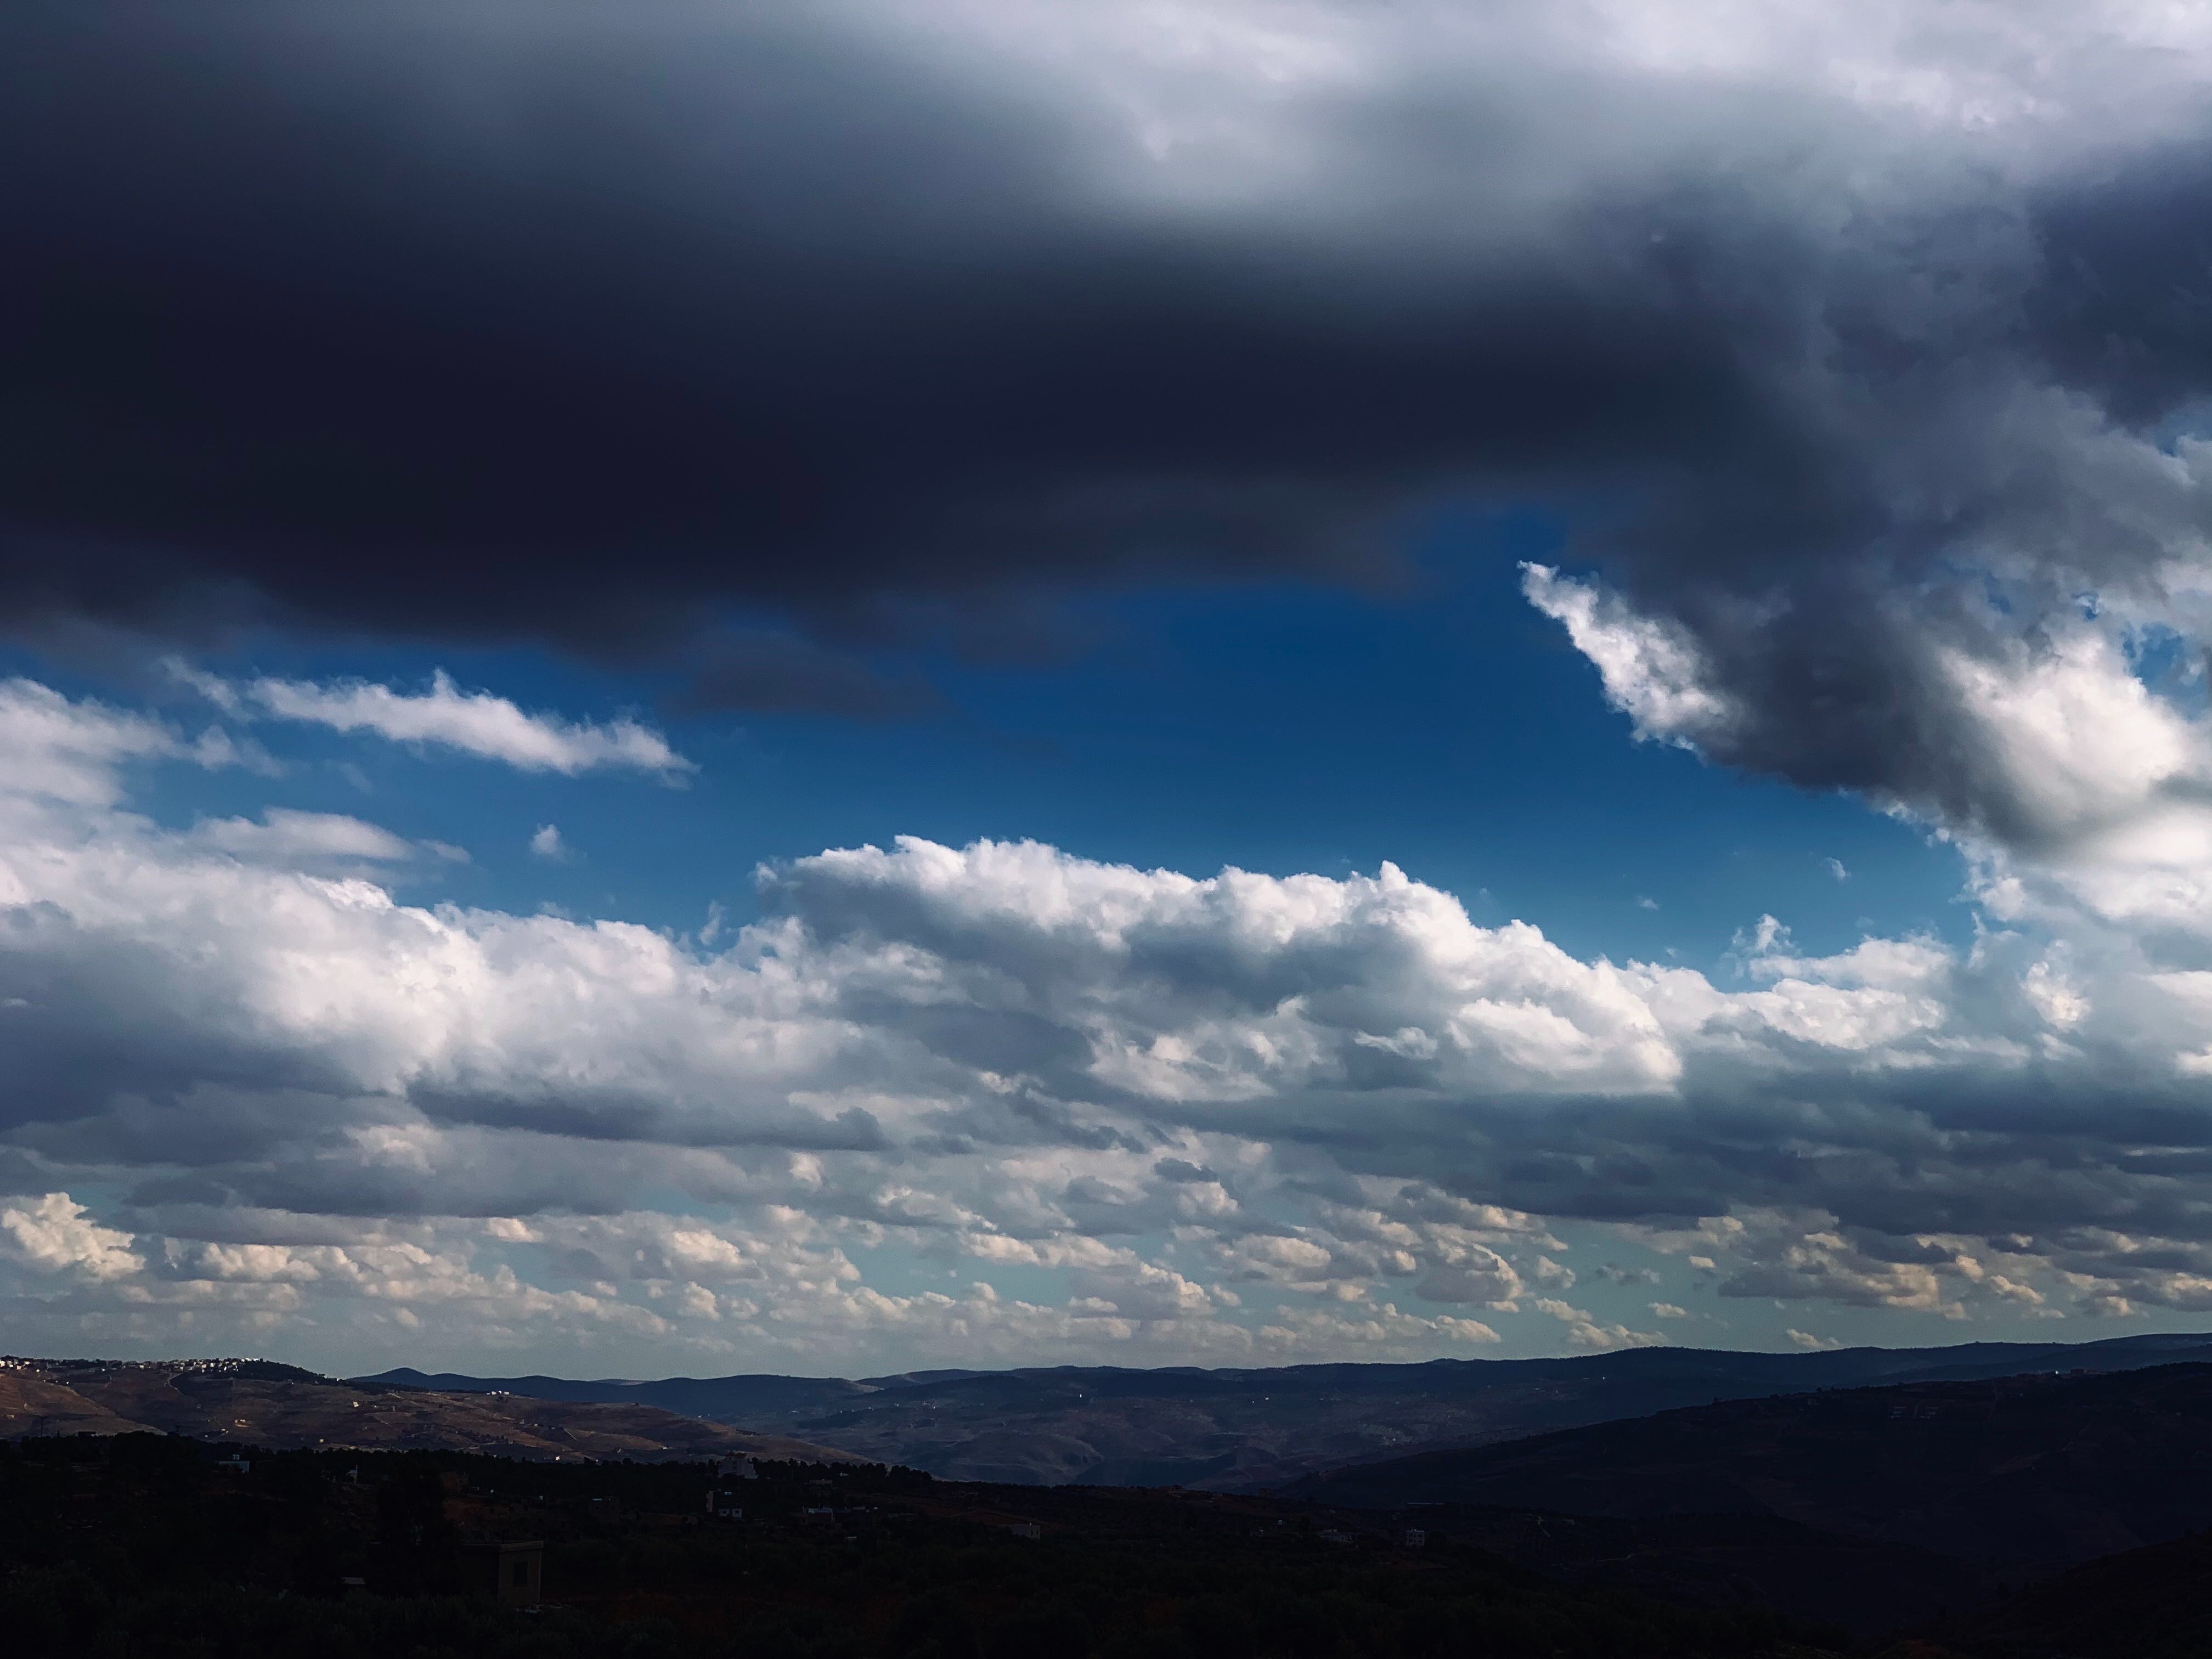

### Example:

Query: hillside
xmin=0 ymin=1431 xmax=1842 ymax=1659
xmin=1900 ymin=1526 xmax=2212 ymax=1658
xmin=1295 ymin=1362 xmax=2212 ymax=1566
xmin=0 ymin=1356 xmax=855 ymax=1464
xmin=368 ymin=1332 xmax=2212 ymax=1487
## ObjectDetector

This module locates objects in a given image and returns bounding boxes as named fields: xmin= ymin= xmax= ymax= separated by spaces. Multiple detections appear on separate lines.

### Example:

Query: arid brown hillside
xmin=0 ymin=1364 xmax=149 ymax=1438
xmin=0 ymin=1356 xmax=856 ymax=1463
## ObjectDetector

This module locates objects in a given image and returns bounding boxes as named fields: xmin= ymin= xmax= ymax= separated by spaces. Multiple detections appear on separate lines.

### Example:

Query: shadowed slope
xmin=1296 ymin=1363 xmax=2212 ymax=1567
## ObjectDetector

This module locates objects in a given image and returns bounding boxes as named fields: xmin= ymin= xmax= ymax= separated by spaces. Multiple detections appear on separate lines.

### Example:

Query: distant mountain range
xmin=364 ymin=1330 xmax=2212 ymax=1487
xmin=0 ymin=1355 xmax=854 ymax=1463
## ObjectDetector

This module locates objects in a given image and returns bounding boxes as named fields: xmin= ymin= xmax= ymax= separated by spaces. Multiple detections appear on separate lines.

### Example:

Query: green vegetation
xmin=0 ymin=1433 xmax=1841 ymax=1659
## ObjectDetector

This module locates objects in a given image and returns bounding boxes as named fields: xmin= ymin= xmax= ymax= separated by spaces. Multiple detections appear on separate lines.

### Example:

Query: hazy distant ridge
xmin=1 ymin=1355 xmax=856 ymax=1463
xmin=362 ymin=1331 xmax=2212 ymax=1488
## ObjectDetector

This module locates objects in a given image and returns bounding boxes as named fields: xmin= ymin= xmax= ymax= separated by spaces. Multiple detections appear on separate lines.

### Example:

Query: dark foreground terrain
xmin=1912 ymin=1525 xmax=2212 ymax=1659
xmin=0 ymin=1433 xmax=1839 ymax=1659
xmin=1297 ymin=1362 xmax=2212 ymax=1571
xmin=368 ymin=1332 xmax=2212 ymax=1487
xmin=14 ymin=1383 xmax=2212 ymax=1657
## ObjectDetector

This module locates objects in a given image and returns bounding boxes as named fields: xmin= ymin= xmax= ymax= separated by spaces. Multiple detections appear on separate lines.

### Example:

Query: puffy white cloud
xmin=771 ymin=835 xmax=1685 ymax=1098
xmin=1526 ymin=565 xmax=2212 ymax=859
xmin=1521 ymin=565 xmax=1735 ymax=751
xmin=3 ymin=1193 xmax=143 ymax=1281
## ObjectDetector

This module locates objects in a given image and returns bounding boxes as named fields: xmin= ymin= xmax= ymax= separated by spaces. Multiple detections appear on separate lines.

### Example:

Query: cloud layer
xmin=7 ymin=675 xmax=2212 ymax=1368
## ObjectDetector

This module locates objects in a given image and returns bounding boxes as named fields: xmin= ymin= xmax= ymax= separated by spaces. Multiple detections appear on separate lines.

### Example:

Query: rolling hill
xmin=0 ymin=1355 xmax=855 ymax=1464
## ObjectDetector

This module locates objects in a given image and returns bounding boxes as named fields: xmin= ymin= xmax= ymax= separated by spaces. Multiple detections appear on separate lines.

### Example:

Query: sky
xmin=8 ymin=1 xmax=2212 ymax=1378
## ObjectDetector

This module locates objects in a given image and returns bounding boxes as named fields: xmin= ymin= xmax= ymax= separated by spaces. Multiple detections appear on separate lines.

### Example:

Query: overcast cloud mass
xmin=8 ymin=1 xmax=2212 ymax=1373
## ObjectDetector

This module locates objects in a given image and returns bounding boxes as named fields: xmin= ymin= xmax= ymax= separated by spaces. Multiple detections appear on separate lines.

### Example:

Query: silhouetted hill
xmin=362 ymin=1333 xmax=2212 ymax=1487
xmin=1295 ymin=1362 xmax=2212 ymax=1567
xmin=1 ymin=1356 xmax=856 ymax=1464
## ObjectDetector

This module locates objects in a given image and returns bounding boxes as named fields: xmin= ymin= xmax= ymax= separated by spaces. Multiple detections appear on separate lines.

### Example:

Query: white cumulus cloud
xmin=3 ymin=1193 xmax=143 ymax=1281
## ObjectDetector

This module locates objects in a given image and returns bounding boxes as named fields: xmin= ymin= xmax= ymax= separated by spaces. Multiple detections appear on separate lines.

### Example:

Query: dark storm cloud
xmin=8 ymin=3 xmax=2211 ymax=822
xmin=0 ymin=2 xmax=1814 ymax=701
xmin=2028 ymin=139 xmax=2212 ymax=421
